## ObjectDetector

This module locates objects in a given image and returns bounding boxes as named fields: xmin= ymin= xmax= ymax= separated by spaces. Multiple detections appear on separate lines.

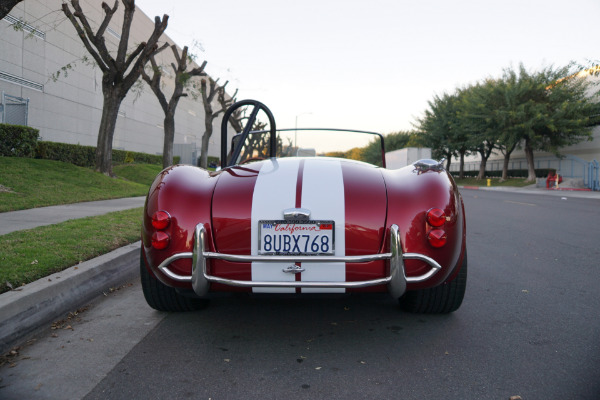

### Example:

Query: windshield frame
xmin=228 ymin=128 xmax=387 ymax=168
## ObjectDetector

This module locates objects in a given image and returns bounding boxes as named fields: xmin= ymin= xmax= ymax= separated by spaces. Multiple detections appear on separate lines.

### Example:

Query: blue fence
xmin=590 ymin=160 xmax=599 ymax=191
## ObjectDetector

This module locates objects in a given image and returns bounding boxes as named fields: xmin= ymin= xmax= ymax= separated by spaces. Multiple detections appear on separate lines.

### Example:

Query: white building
xmin=386 ymin=147 xmax=432 ymax=169
xmin=0 ymin=0 xmax=233 ymax=164
xmin=449 ymin=127 xmax=600 ymax=182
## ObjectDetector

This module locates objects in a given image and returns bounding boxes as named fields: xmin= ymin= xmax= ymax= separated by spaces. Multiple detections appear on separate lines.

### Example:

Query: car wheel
xmin=399 ymin=249 xmax=467 ymax=314
xmin=140 ymin=249 xmax=209 ymax=312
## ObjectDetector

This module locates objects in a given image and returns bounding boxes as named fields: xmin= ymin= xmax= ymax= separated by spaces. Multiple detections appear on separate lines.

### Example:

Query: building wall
xmin=386 ymin=147 xmax=431 ymax=169
xmin=448 ymin=125 xmax=600 ymax=175
xmin=0 ymin=0 xmax=233 ymax=163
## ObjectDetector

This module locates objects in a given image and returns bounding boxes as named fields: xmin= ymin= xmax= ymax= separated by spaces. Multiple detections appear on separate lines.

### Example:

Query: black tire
xmin=399 ymin=249 xmax=467 ymax=314
xmin=140 ymin=249 xmax=209 ymax=312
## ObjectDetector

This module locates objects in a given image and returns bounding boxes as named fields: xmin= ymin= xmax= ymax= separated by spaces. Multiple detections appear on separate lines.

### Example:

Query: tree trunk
xmin=162 ymin=113 xmax=175 ymax=168
xmin=524 ymin=139 xmax=537 ymax=182
xmin=459 ymin=150 xmax=465 ymax=179
xmin=476 ymin=150 xmax=487 ymax=180
xmin=96 ymin=89 xmax=122 ymax=176
xmin=229 ymin=113 xmax=243 ymax=133
xmin=501 ymin=153 xmax=511 ymax=182
xmin=199 ymin=119 xmax=213 ymax=169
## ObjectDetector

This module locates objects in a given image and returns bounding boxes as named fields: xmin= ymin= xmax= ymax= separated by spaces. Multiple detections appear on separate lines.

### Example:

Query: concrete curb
xmin=0 ymin=241 xmax=141 ymax=354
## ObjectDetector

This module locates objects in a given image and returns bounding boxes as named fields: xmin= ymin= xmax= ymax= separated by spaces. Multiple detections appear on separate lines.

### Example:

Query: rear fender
xmin=382 ymin=164 xmax=465 ymax=289
xmin=142 ymin=165 xmax=219 ymax=288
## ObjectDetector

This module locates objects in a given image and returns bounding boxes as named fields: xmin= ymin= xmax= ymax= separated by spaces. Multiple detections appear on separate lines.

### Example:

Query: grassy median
xmin=0 ymin=207 xmax=144 ymax=294
xmin=0 ymin=158 xmax=164 ymax=294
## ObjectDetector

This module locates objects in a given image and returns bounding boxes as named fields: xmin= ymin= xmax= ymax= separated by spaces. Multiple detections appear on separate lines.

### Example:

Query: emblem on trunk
xmin=283 ymin=208 xmax=311 ymax=221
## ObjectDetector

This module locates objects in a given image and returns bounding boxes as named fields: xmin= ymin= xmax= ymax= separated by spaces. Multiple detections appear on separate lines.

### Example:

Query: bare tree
xmin=239 ymin=121 xmax=267 ymax=161
xmin=141 ymin=45 xmax=207 ymax=168
xmin=62 ymin=0 xmax=169 ymax=175
xmin=198 ymin=78 xmax=227 ymax=168
xmin=218 ymin=86 xmax=241 ymax=132
xmin=0 ymin=0 xmax=24 ymax=20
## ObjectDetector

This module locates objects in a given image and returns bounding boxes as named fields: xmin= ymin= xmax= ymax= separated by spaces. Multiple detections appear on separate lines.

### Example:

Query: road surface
xmin=1 ymin=189 xmax=599 ymax=399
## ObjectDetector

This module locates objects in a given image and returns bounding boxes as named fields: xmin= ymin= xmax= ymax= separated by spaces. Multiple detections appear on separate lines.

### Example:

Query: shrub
xmin=0 ymin=123 xmax=39 ymax=157
xmin=198 ymin=155 xmax=220 ymax=167
xmin=1 ymin=126 xmax=180 ymax=168
xmin=112 ymin=148 xmax=156 ymax=165
xmin=35 ymin=141 xmax=167 ymax=167
xmin=35 ymin=141 xmax=95 ymax=166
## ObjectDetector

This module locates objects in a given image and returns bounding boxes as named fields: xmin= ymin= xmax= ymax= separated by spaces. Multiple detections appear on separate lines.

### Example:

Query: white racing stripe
xmin=300 ymin=159 xmax=345 ymax=293
xmin=250 ymin=158 xmax=346 ymax=293
xmin=251 ymin=159 xmax=299 ymax=293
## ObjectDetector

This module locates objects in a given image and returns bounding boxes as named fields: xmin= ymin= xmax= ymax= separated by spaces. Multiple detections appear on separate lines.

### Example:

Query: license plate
xmin=258 ymin=220 xmax=335 ymax=255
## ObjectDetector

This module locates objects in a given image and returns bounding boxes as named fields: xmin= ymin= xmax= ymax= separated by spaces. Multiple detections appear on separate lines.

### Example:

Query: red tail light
xmin=151 ymin=231 xmax=170 ymax=250
xmin=427 ymin=229 xmax=447 ymax=248
xmin=151 ymin=211 xmax=171 ymax=230
xmin=427 ymin=208 xmax=446 ymax=227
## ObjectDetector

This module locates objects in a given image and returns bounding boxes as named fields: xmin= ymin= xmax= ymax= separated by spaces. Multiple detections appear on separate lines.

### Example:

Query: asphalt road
xmin=1 ymin=189 xmax=599 ymax=399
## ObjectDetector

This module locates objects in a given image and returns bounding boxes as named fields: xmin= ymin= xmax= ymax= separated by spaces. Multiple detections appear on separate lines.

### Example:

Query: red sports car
xmin=141 ymin=100 xmax=467 ymax=313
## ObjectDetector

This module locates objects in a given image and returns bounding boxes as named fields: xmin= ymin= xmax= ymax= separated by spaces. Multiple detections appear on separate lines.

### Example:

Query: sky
xmin=135 ymin=0 xmax=600 ymax=136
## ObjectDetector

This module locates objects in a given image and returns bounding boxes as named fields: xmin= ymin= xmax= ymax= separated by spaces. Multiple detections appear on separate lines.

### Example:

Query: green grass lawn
xmin=0 ymin=207 xmax=143 ymax=294
xmin=113 ymin=163 xmax=164 ymax=185
xmin=0 ymin=157 xmax=161 ymax=212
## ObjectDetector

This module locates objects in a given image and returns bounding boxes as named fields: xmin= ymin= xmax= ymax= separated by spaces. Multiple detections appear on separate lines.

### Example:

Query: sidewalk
xmin=0 ymin=197 xmax=145 ymax=353
xmin=0 ymin=196 xmax=146 ymax=235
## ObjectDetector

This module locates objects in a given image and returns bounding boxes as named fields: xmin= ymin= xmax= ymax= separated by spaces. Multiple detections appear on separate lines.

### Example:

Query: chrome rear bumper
xmin=156 ymin=223 xmax=442 ymax=298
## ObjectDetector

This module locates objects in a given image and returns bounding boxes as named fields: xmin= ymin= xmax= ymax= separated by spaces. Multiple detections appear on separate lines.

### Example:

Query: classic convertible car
xmin=140 ymin=100 xmax=467 ymax=313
